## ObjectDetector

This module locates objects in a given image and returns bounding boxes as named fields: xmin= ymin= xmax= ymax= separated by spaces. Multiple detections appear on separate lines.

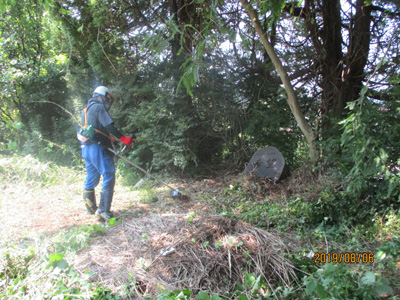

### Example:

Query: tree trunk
xmin=240 ymin=0 xmax=318 ymax=164
xmin=169 ymin=0 xmax=196 ymax=59
xmin=168 ymin=0 xmax=180 ymax=61
xmin=320 ymin=0 xmax=344 ymax=115
xmin=341 ymin=0 xmax=372 ymax=109
xmin=312 ymin=0 xmax=372 ymax=116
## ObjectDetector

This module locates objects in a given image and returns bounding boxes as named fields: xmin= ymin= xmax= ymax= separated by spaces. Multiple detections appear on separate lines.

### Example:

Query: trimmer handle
xmin=129 ymin=133 xmax=137 ymax=142
xmin=120 ymin=133 xmax=136 ymax=153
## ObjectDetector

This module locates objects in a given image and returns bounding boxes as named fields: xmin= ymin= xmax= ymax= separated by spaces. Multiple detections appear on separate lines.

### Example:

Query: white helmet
xmin=93 ymin=86 xmax=115 ymax=110
xmin=93 ymin=86 xmax=109 ymax=96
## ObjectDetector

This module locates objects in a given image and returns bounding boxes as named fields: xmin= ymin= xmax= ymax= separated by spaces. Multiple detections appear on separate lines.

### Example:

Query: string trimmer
xmin=108 ymin=144 xmax=187 ymax=200
xmin=29 ymin=99 xmax=187 ymax=199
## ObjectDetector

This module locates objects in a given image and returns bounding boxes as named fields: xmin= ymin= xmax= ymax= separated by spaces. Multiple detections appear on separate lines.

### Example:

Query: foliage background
xmin=0 ymin=0 xmax=398 ymax=212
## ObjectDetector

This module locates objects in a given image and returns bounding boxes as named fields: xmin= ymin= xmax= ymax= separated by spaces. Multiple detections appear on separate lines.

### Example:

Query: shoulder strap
xmin=83 ymin=107 xmax=89 ymax=127
xmin=83 ymin=102 xmax=96 ymax=127
xmin=83 ymin=105 xmax=114 ymax=141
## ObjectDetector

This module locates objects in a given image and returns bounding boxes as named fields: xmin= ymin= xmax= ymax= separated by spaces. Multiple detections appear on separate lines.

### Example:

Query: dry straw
xmin=74 ymin=214 xmax=297 ymax=296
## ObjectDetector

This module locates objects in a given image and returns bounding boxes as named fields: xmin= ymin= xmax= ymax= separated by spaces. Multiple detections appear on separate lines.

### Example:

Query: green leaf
xmin=360 ymin=85 xmax=368 ymax=98
xmin=196 ymin=291 xmax=209 ymax=300
xmin=108 ymin=217 xmax=116 ymax=227
xmin=55 ymin=259 xmax=68 ymax=269
xmin=214 ymin=241 xmax=222 ymax=248
xmin=251 ymin=275 xmax=262 ymax=292
xmin=196 ymin=41 xmax=206 ymax=59
xmin=92 ymin=224 xmax=106 ymax=232
xmin=8 ymin=140 xmax=18 ymax=151
xmin=244 ymin=272 xmax=256 ymax=288
xmin=13 ymin=121 xmax=24 ymax=129
xmin=324 ymin=262 xmax=337 ymax=274
xmin=49 ymin=253 xmax=64 ymax=261
xmin=360 ymin=272 xmax=376 ymax=286
xmin=374 ymin=277 xmax=393 ymax=297
xmin=46 ymin=253 xmax=68 ymax=270
xmin=305 ymin=278 xmax=317 ymax=295
xmin=314 ymin=284 xmax=328 ymax=298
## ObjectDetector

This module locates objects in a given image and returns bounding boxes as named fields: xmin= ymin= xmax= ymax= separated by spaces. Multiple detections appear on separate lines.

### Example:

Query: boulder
xmin=243 ymin=146 xmax=286 ymax=182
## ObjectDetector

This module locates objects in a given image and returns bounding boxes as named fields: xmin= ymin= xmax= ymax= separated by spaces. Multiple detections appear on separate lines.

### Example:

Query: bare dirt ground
xmin=0 ymin=158 xmax=298 ymax=297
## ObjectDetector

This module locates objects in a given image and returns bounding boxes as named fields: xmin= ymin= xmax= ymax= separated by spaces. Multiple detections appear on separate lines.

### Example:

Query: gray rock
xmin=243 ymin=146 xmax=286 ymax=182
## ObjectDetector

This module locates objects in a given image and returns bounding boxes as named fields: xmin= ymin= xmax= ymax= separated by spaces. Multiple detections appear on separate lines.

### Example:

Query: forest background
xmin=1 ymin=0 xmax=400 ymax=299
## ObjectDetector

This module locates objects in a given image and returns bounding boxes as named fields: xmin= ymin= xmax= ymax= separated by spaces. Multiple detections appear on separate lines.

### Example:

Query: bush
xmin=304 ymin=263 xmax=393 ymax=299
xmin=340 ymin=88 xmax=400 ymax=212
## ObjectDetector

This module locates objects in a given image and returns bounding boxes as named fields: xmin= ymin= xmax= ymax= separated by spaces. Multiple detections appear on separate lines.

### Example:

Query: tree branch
xmin=239 ymin=0 xmax=318 ymax=163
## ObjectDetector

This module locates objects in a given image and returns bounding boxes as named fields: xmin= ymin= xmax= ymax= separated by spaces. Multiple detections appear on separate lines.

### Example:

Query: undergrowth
xmin=200 ymin=171 xmax=400 ymax=299
xmin=1 ymin=155 xmax=400 ymax=299
xmin=0 ymin=224 xmax=115 ymax=299
xmin=0 ymin=154 xmax=83 ymax=186
xmin=0 ymin=221 xmax=146 ymax=299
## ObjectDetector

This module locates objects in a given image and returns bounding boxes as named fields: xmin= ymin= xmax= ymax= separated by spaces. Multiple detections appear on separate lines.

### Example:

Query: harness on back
xmin=77 ymin=104 xmax=113 ymax=143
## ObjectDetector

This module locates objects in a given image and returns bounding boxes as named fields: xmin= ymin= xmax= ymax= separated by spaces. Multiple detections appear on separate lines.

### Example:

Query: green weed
xmin=303 ymin=263 xmax=393 ymax=299
xmin=0 ymin=154 xmax=83 ymax=186
xmin=375 ymin=210 xmax=400 ymax=241
xmin=137 ymin=188 xmax=159 ymax=203
xmin=0 ymin=223 xmax=113 ymax=299
xmin=0 ymin=248 xmax=35 ymax=286
xmin=155 ymin=287 xmax=192 ymax=299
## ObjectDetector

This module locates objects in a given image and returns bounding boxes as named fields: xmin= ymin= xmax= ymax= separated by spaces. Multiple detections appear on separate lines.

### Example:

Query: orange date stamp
xmin=313 ymin=252 xmax=374 ymax=264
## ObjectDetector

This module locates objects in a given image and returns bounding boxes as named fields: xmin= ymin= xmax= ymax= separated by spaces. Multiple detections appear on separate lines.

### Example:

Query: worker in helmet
xmin=77 ymin=86 xmax=135 ymax=220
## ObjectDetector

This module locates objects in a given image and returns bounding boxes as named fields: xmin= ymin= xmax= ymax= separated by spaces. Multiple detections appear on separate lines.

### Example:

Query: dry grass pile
xmin=151 ymin=216 xmax=297 ymax=294
xmin=74 ymin=213 xmax=297 ymax=296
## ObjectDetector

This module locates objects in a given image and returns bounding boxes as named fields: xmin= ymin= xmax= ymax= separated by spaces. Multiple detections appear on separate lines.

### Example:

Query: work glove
xmin=119 ymin=134 xmax=136 ymax=147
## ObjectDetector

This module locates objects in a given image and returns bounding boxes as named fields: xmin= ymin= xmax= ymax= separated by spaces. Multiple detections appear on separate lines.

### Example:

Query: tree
xmin=0 ymin=0 xmax=68 ymax=143
xmin=2 ymin=0 xmax=398 ymax=174
xmin=208 ymin=0 xmax=400 ymax=161
xmin=239 ymin=0 xmax=318 ymax=162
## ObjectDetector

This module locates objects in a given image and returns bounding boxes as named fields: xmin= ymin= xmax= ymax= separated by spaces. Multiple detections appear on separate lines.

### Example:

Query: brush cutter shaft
xmin=108 ymin=148 xmax=177 ymax=192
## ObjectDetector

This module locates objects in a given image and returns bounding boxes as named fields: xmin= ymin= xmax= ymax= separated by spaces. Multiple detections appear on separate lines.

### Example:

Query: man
xmin=77 ymin=86 xmax=135 ymax=220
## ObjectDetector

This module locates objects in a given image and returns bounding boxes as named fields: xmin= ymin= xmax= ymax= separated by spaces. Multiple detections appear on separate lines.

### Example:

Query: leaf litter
xmin=73 ymin=213 xmax=297 ymax=296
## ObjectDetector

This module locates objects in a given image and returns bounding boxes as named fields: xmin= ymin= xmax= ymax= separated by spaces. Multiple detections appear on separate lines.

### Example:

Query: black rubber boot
xmin=83 ymin=189 xmax=97 ymax=214
xmin=96 ymin=189 xmax=114 ymax=220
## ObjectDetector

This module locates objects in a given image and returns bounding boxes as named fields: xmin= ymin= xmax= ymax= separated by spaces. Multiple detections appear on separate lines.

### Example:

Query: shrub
xmin=304 ymin=263 xmax=393 ymax=299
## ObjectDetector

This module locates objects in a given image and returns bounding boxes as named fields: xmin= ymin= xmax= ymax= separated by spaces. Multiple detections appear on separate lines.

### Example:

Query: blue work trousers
xmin=82 ymin=143 xmax=115 ymax=193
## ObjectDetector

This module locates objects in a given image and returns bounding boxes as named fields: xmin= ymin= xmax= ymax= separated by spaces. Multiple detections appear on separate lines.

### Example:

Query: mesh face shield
xmin=93 ymin=86 xmax=115 ymax=111
xmin=104 ymin=92 xmax=114 ymax=111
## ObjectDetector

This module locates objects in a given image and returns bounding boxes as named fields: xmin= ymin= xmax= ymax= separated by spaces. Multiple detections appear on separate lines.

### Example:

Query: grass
xmin=0 ymin=223 xmax=108 ymax=298
xmin=1 ymin=154 xmax=400 ymax=299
